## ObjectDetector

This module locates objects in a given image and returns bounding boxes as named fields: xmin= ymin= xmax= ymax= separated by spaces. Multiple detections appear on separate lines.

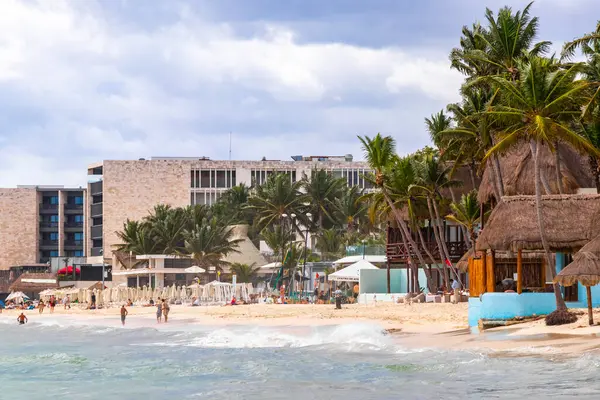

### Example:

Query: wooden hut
xmin=9 ymin=273 xmax=59 ymax=299
xmin=473 ymin=195 xmax=600 ymax=297
xmin=478 ymin=142 xmax=594 ymax=205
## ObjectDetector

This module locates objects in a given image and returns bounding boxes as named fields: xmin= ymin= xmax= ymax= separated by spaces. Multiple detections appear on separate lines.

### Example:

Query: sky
xmin=0 ymin=0 xmax=597 ymax=187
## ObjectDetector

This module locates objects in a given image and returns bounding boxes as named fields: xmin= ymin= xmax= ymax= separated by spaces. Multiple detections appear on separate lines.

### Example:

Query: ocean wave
xmin=138 ymin=323 xmax=394 ymax=350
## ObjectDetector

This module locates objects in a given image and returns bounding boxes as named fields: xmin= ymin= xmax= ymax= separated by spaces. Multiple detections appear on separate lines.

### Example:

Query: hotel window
xmin=74 ymin=215 xmax=84 ymax=223
xmin=74 ymin=232 xmax=83 ymax=241
xmin=50 ymin=250 xmax=59 ymax=257
xmin=50 ymin=215 xmax=59 ymax=222
xmin=50 ymin=232 xmax=58 ymax=241
xmin=74 ymin=250 xmax=84 ymax=257
xmin=74 ymin=196 xmax=84 ymax=205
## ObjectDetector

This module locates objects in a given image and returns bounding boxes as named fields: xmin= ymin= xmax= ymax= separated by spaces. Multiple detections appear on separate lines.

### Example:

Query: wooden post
xmin=486 ymin=251 xmax=495 ymax=293
xmin=481 ymin=251 xmax=487 ymax=293
xmin=517 ymin=249 xmax=523 ymax=294
xmin=587 ymin=286 xmax=594 ymax=326
xmin=540 ymin=257 xmax=546 ymax=289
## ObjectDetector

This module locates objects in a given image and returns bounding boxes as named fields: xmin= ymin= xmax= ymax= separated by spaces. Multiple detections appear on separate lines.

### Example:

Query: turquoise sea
xmin=1 ymin=316 xmax=600 ymax=399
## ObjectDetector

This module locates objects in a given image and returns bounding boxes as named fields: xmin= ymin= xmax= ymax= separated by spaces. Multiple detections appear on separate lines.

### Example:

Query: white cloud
xmin=0 ymin=0 xmax=461 ymax=186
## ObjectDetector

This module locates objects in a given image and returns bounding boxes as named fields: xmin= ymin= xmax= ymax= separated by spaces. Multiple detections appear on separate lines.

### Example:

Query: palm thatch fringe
xmin=476 ymin=195 xmax=600 ymax=252
xmin=478 ymin=142 xmax=593 ymax=204
xmin=456 ymin=247 xmax=474 ymax=273
xmin=555 ymin=235 xmax=600 ymax=287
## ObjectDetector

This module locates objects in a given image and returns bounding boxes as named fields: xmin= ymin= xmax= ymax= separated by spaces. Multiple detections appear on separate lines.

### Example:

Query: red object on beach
xmin=57 ymin=266 xmax=81 ymax=275
xmin=316 ymin=273 xmax=319 ymax=279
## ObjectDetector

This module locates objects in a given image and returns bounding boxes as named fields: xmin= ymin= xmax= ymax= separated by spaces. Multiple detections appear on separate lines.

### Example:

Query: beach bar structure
xmin=468 ymin=195 xmax=600 ymax=326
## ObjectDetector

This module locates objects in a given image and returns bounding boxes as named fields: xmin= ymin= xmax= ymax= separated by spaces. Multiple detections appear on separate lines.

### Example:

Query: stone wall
xmin=0 ymin=188 xmax=38 ymax=269
xmin=103 ymin=160 xmax=190 ymax=258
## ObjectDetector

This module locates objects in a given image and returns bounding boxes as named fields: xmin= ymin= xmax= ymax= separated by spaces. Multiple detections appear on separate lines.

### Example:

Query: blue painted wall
xmin=359 ymin=268 xmax=429 ymax=294
xmin=468 ymin=293 xmax=557 ymax=326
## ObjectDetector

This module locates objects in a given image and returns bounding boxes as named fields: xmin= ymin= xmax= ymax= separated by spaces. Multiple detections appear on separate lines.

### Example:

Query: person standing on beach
xmin=120 ymin=305 xmax=128 ymax=326
xmin=162 ymin=299 xmax=170 ymax=323
xmin=91 ymin=293 xmax=96 ymax=309
xmin=451 ymin=279 xmax=461 ymax=304
xmin=156 ymin=300 xmax=162 ymax=323
xmin=38 ymin=300 xmax=45 ymax=314
xmin=49 ymin=297 xmax=55 ymax=313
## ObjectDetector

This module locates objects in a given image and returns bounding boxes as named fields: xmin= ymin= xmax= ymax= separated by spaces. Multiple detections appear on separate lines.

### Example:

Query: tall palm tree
xmin=445 ymin=190 xmax=482 ymax=248
xmin=114 ymin=220 xmax=157 ymax=268
xmin=248 ymin=173 xmax=308 ymax=231
xmin=213 ymin=184 xmax=254 ymax=225
xmin=261 ymin=224 xmax=295 ymax=260
xmin=302 ymin=169 xmax=345 ymax=230
xmin=359 ymin=134 xmax=431 ymax=293
xmin=472 ymin=2 xmax=550 ymax=80
xmin=450 ymin=23 xmax=494 ymax=79
xmin=562 ymin=21 xmax=600 ymax=60
xmin=483 ymin=56 xmax=599 ymax=312
xmin=146 ymin=206 xmax=188 ymax=254
xmin=182 ymin=218 xmax=243 ymax=276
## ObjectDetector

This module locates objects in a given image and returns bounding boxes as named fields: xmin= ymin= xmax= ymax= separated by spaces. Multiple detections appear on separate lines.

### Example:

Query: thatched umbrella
xmin=456 ymin=248 xmax=474 ymax=273
xmin=554 ymin=235 xmax=600 ymax=326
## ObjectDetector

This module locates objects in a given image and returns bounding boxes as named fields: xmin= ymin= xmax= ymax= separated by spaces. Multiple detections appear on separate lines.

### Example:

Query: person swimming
xmin=17 ymin=313 xmax=28 ymax=325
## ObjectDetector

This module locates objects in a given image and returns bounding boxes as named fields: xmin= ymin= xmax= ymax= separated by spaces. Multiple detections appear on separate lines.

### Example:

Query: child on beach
xmin=120 ymin=305 xmax=128 ymax=326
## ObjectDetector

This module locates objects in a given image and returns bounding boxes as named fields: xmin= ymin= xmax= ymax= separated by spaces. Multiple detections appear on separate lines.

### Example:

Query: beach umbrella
xmin=185 ymin=266 xmax=206 ymax=274
xmin=555 ymin=234 xmax=600 ymax=326
xmin=6 ymin=292 xmax=30 ymax=303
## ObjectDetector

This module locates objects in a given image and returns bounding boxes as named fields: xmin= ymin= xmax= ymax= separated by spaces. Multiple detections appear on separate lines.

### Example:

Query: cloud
xmin=0 ymin=0 xmax=465 ymax=187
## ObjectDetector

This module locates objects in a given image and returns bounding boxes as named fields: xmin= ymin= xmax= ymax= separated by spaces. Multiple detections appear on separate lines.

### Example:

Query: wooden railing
xmin=386 ymin=241 xmax=468 ymax=264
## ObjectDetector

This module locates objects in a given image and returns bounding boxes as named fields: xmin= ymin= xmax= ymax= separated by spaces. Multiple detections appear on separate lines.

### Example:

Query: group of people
xmin=155 ymin=298 xmax=170 ymax=323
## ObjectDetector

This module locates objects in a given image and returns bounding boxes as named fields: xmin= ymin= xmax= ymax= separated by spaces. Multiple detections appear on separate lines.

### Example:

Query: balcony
xmin=386 ymin=241 xmax=468 ymax=264
xmin=64 ymin=222 xmax=84 ymax=231
xmin=39 ymin=222 xmax=59 ymax=230
xmin=65 ymin=204 xmax=84 ymax=213
xmin=91 ymin=225 xmax=103 ymax=239
xmin=91 ymin=247 xmax=103 ymax=257
xmin=90 ymin=202 xmax=103 ymax=217
xmin=39 ymin=204 xmax=58 ymax=213
xmin=64 ymin=240 xmax=84 ymax=248
xmin=90 ymin=180 xmax=103 ymax=195
xmin=40 ymin=240 xmax=59 ymax=248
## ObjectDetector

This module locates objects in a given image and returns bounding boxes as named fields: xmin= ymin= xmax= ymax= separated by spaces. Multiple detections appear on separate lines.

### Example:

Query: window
xmin=74 ymin=232 xmax=83 ymax=241
xmin=74 ymin=196 xmax=84 ymax=205
xmin=200 ymin=171 xmax=210 ymax=188
xmin=50 ymin=250 xmax=59 ymax=257
xmin=50 ymin=196 xmax=59 ymax=205
xmin=74 ymin=250 xmax=84 ymax=257
xmin=92 ymin=217 xmax=102 ymax=226
xmin=74 ymin=215 xmax=84 ymax=223
xmin=216 ymin=170 xmax=226 ymax=188
xmin=50 ymin=232 xmax=58 ymax=241
xmin=50 ymin=215 xmax=59 ymax=222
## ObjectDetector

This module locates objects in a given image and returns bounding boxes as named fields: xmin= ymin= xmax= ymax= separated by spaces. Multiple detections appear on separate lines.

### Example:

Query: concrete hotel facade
xmin=0 ymin=186 xmax=86 ymax=269
xmin=86 ymin=155 xmax=371 ymax=261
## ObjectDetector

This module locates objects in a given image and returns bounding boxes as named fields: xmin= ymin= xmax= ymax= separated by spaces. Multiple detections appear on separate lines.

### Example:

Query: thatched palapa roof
xmin=477 ymin=195 xmax=600 ymax=252
xmin=555 ymin=234 xmax=600 ymax=287
xmin=478 ymin=142 xmax=593 ymax=204
xmin=456 ymin=248 xmax=474 ymax=272
xmin=9 ymin=273 xmax=59 ymax=293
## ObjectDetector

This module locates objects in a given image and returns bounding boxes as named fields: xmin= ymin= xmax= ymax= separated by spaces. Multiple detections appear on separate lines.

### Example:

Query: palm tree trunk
xmin=492 ymin=154 xmax=505 ymax=196
xmin=431 ymin=196 xmax=463 ymax=285
xmin=487 ymin=159 xmax=502 ymax=201
xmin=469 ymin=161 xmax=477 ymax=189
xmin=398 ymin=228 xmax=419 ymax=293
xmin=448 ymin=187 xmax=471 ymax=248
xmin=381 ymin=191 xmax=430 ymax=289
xmin=416 ymin=226 xmax=441 ymax=292
xmin=590 ymin=156 xmax=600 ymax=194
xmin=554 ymin=141 xmax=564 ymax=194
xmin=540 ymin=170 xmax=552 ymax=195
xmin=426 ymin=197 xmax=450 ymax=288
xmin=530 ymin=140 xmax=567 ymax=311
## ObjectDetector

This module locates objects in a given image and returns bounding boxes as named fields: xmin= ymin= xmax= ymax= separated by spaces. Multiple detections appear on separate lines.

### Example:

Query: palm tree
xmin=562 ymin=21 xmax=600 ymax=60
xmin=471 ymin=3 xmax=550 ymax=81
xmin=301 ymin=169 xmax=345 ymax=231
xmin=359 ymin=134 xmax=431 ymax=293
xmin=182 ymin=218 xmax=243 ymax=277
xmin=483 ymin=56 xmax=599 ymax=313
xmin=213 ymin=184 xmax=253 ymax=225
xmin=261 ymin=224 xmax=295 ymax=260
xmin=145 ymin=205 xmax=188 ymax=254
xmin=334 ymin=186 xmax=367 ymax=233
xmin=248 ymin=173 xmax=308 ymax=232
xmin=115 ymin=220 xmax=157 ymax=257
xmin=450 ymin=23 xmax=494 ymax=79
xmin=410 ymin=153 xmax=462 ymax=286
xmin=445 ymin=190 xmax=482 ymax=248
xmin=229 ymin=263 xmax=261 ymax=283
xmin=316 ymin=228 xmax=344 ymax=261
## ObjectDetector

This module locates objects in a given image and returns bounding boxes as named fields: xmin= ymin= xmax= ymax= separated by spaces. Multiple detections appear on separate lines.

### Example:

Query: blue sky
xmin=0 ymin=0 xmax=596 ymax=186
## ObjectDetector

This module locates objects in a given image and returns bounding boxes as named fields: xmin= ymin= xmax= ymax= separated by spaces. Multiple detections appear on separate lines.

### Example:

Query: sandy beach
xmin=4 ymin=302 xmax=600 ymax=355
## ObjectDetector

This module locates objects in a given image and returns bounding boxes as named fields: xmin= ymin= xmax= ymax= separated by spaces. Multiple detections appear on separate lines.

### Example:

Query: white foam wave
xmin=144 ymin=323 xmax=392 ymax=350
